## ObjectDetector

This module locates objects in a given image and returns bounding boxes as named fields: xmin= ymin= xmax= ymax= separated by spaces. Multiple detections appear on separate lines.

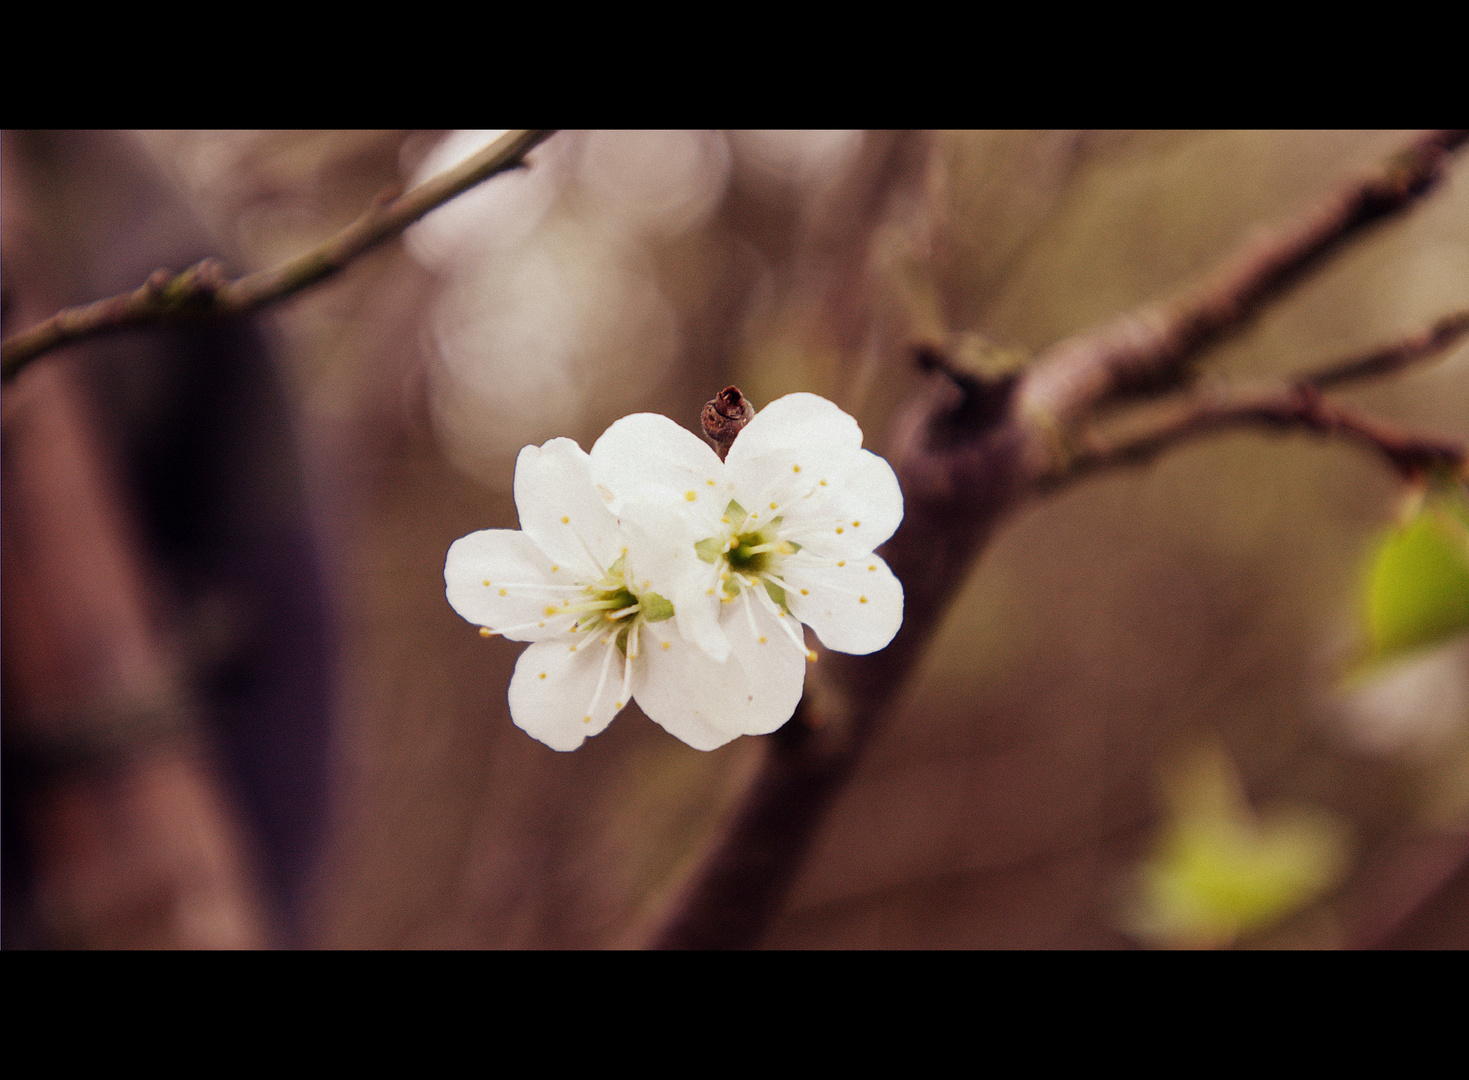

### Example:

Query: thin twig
xmin=1305 ymin=310 xmax=1469 ymax=390
xmin=1 ymin=129 xmax=557 ymax=380
xmin=1064 ymin=382 xmax=1467 ymax=484
xmin=1059 ymin=314 xmax=1469 ymax=485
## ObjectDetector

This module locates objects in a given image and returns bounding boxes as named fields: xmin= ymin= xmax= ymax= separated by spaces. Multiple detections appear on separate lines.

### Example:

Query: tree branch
xmin=1 ymin=129 xmax=557 ymax=380
xmin=1305 ymin=309 xmax=1469 ymax=390
xmin=1059 ymin=314 xmax=1469 ymax=484
xmin=1064 ymin=382 xmax=1467 ymax=485
xmin=647 ymin=131 xmax=1469 ymax=949
xmin=1016 ymin=130 xmax=1467 ymax=465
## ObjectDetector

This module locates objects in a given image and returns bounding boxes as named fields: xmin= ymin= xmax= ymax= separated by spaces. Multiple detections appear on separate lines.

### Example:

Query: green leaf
xmin=1364 ymin=493 xmax=1469 ymax=661
xmin=1124 ymin=747 xmax=1350 ymax=948
xmin=723 ymin=499 xmax=746 ymax=523
xmin=641 ymin=592 xmax=674 ymax=622
xmin=764 ymin=579 xmax=788 ymax=612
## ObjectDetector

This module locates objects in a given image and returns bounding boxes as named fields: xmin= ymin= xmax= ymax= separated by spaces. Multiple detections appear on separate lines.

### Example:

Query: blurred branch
xmin=1 ymin=129 xmax=556 ymax=380
xmin=1061 ymin=313 xmax=1469 ymax=484
xmin=1065 ymin=381 xmax=1468 ymax=485
xmin=1016 ymin=129 xmax=1467 ymax=459
xmin=1305 ymin=309 xmax=1469 ymax=390
xmin=649 ymin=130 xmax=1469 ymax=949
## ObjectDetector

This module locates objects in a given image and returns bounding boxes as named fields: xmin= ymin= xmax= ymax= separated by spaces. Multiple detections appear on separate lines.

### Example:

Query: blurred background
xmin=3 ymin=130 xmax=1466 ymax=948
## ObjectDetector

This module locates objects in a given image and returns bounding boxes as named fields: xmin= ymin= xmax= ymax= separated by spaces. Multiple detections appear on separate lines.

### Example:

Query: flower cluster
xmin=445 ymin=393 xmax=903 ymax=750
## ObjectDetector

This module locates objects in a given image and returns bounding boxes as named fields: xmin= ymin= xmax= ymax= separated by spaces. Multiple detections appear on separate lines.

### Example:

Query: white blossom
xmin=445 ymin=436 xmax=804 ymax=751
xmin=590 ymin=393 xmax=904 ymax=672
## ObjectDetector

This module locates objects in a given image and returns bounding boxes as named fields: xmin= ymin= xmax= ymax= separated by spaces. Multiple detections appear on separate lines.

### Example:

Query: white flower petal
xmin=445 ymin=529 xmax=571 ymax=641
xmin=611 ymin=517 xmax=729 ymax=661
xmin=636 ymin=608 xmax=806 ymax=749
xmin=820 ymin=449 xmax=904 ymax=550
xmin=726 ymin=443 xmax=870 ymax=527
xmin=671 ymin=553 xmax=733 ymax=663
xmin=508 ymin=637 xmax=628 ymax=751
xmin=514 ymin=438 xmax=623 ymax=577
xmin=590 ymin=412 xmax=729 ymax=527
xmin=726 ymin=392 xmax=864 ymax=467
xmin=785 ymin=553 xmax=903 ymax=655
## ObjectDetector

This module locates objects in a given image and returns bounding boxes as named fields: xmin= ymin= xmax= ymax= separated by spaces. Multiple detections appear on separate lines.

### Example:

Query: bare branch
xmin=1063 ymin=382 xmax=1467 ymax=485
xmin=1058 ymin=314 xmax=1469 ymax=484
xmin=1 ymin=129 xmax=556 ymax=380
xmin=1017 ymin=130 xmax=1467 ymax=458
xmin=1304 ymin=309 xmax=1469 ymax=390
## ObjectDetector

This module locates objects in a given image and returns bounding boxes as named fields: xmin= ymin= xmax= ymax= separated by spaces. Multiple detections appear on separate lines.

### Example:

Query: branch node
xmin=702 ymin=386 xmax=755 ymax=461
xmin=913 ymin=341 xmax=1018 ymax=443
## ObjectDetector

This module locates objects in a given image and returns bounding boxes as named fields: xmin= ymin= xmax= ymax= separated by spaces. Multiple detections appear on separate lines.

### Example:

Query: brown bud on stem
xmin=701 ymin=386 xmax=755 ymax=461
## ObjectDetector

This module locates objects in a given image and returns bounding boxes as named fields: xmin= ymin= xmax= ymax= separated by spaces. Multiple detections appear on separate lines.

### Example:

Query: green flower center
xmin=567 ymin=554 xmax=673 ymax=655
xmin=696 ymin=500 xmax=800 ymax=610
